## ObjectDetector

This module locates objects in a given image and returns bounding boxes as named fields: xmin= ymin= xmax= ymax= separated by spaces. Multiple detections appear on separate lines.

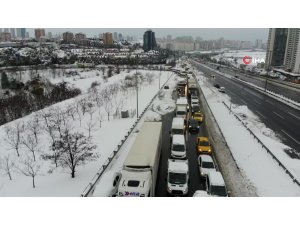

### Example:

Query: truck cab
xmin=118 ymin=170 xmax=151 ymax=197
xmin=167 ymin=159 xmax=189 ymax=196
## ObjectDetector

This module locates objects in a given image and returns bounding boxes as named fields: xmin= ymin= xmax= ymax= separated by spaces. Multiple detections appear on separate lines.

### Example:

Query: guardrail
xmin=80 ymin=73 xmax=174 ymax=197
xmin=222 ymin=101 xmax=300 ymax=188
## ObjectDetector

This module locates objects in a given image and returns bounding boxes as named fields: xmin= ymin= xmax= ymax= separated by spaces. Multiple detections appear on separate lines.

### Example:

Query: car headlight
xmin=197 ymin=126 xmax=199 ymax=128
xmin=189 ymin=125 xmax=191 ymax=128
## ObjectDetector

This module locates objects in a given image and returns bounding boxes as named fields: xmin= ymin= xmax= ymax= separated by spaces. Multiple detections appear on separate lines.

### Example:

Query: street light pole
xmin=264 ymin=50 xmax=272 ymax=92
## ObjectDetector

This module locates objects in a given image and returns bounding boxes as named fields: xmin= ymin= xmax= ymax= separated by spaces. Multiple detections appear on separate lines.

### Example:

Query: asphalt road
xmin=193 ymin=62 xmax=300 ymax=157
xmin=155 ymin=90 xmax=209 ymax=197
xmin=217 ymin=66 xmax=300 ymax=103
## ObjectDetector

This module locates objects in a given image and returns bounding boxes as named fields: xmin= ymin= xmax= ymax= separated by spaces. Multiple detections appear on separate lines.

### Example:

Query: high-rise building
xmin=99 ymin=33 xmax=103 ymax=39
xmin=16 ymin=28 xmax=22 ymax=37
xmin=255 ymin=39 xmax=263 ymax=49
xmin=103 ymin=32 xmax=113 ymax=46
xmin=75 ymin=32 xmax=86 ymax=41
xmin=265 ymin=28 xmax=288 ymax=69
xmin=63 ymin=32 xmax=74 ymax=43
xmin=21 ymin=28 xmax=26 ymax=38
xmin=284 ymin=28 xmax=300 ymax=73
xmin=25 ymin=32 xmax=29 ymax=38
xmin=4 ymin=28 xmax=9 ymax=32
xmin=10 ymin=28 xmax=15 ymax=38
xmin=0 ymin=32 xmax=12 ymax=42
xmin=35 ymin=28 xmax=46 ymax=41
xmin=113 ymin=32 xmax=118 ymax=41
xmin=143 ymin=30 xmax=157 ymax=52
xmin=48 ymin=32 xmax=52 ymax=39
xmin=118 ymin=33 xmax=123 ymax=41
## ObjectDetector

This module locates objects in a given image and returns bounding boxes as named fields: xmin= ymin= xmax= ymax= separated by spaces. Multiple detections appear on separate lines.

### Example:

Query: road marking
xmin=281 ymin=130 xmax=300 ymax=145
xmin=255 ymin=110 xmax=266 ymax=119
xmin=273 ymin=111 xmax=285 ymax=119
xmin=240 ymin=99 xmax=247 ymax=105
xmin=288 ymin=112 xmax=300 ymax=120
xmin=266 ymin=100 xmax=274 ymax=105
xmin=254 ymin=100 xmax=262 ymax=105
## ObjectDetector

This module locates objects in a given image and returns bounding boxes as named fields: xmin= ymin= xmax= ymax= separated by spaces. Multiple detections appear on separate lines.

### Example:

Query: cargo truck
xmin=117 ymin=122 xmax=162 ymax=197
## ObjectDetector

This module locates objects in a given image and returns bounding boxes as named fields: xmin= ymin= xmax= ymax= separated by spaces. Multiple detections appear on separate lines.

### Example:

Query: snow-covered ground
xmin=0 ymin=68 xmax=173 ymax=196
xmin=195 ymin=71 xmax=300 ymax=196
xmin=212 ymin=50 xmax=266 ymax=69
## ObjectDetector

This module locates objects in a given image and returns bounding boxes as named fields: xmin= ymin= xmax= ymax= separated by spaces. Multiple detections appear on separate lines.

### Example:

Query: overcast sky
xmin=27 ymin=28 xmax=268 ymax=42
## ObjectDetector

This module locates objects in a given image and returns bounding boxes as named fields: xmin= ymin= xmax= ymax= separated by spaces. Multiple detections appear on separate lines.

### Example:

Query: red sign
xmin=243 ymin=56 xmax=252 ymax=65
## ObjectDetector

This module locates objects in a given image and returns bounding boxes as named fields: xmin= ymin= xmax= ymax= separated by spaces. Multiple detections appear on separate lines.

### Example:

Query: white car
xmin=193 ymin=190 xmax=211 ymax=197
xmin=191 ymin=98 xmax=199 ymax=105
xmin=206 ymin=171 xmax=228 ymax=197
xmin=218 ymin=87 xmax=225 ymax=93
xmin=198 ymin=155 xmax=216 ymax=178
xmin=93 ymin=171 xmax=121 ymax=197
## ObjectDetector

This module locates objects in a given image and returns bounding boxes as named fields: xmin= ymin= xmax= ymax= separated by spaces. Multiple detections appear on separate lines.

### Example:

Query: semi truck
xmin=117 ymin=122 xmax=162 ymax=197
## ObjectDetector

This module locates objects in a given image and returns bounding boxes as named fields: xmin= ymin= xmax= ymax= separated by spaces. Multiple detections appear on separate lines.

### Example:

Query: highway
xmin=192 ymin=61 xmax=300 ymax=157
xmin=216 ymin=65 xmax=300 ymax=103
xmin=156 ymin=90 xmax=209 ymax=197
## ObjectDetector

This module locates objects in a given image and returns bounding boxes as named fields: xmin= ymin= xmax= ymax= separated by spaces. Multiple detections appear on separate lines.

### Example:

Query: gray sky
xmin=27 ymin=28 xmax=268 ymax=42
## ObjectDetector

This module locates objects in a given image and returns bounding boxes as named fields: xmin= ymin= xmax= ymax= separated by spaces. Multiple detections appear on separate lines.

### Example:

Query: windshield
xmin=195 ymin=113 xmax=202 ymax=117
xmin=177 ymin=111 xmax=185 ymax=115
xmin=169 ymin=173 xmax=187 ymax=184
xmin=127 ymin=180 xmax=140 ymax=187
xmin=173 ymin=144 xmax=185 ymax=152
xmin=210 ymin=185 xmax=227 ymax=196
xmin=202 ymin=161 xmax=214 ymax=169
xmin=193 ymin=107 xmax=200 ymax=111
xmin=172 ymin=129 xmax=183 ymax=134
xmin=200 ymin=141 xmax=209 ymax=146
xmin=190 ymin=120 xmax=197 ymax=125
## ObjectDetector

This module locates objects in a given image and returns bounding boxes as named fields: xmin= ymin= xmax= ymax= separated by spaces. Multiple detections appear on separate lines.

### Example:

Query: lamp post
xmin=264 ymin=50 xmax=272 ymax=92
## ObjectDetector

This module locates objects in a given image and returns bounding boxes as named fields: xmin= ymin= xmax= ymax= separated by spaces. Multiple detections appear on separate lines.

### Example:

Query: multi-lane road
xmin=192 ymin=61 xmax=300 ymax=156
xmin=155 ymin=91 xmax=210 ymax=197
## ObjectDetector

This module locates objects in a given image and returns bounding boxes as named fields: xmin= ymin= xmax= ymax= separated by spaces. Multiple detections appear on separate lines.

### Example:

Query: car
xmin=193 ymin=112 xmax=203 ymax=123
xmin=191 ymin=98 xmax=198 ymax=105
xmin=188 ymin=118 xmax=200 ymax=132
xmin=196 ymin=137 xmax=212 ymax=154
xmin=191 ymin=94 xmax=198 ymax=100
xmin=164 ymin=85 xmax=169 ymax=89
xmin=92 ymin=171 xmax=121 ymax=197
xmin=214 ymin=83 xmax=220 ymax=89
xmin=198 ymin=155 xmax=216 ymax=178
xmin=206 ymin=171 xmax=228 ymax=197
xmin=191 ymin=105 xmax=201 ymax=114
xmin=193 ymin=190 xmax=211 ymax=197
xmin=218 ymin=87 xmax=225 ymax=93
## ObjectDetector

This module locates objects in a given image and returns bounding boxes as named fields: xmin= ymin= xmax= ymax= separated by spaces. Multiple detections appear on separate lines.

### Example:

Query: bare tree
xmin=0 ymin=155 xmax=15 ymax=180
xmin=4 ymin=122 xmax=24 ymax=157
xmin=26 ymin=114 xmax=41 ymax=144
xmin=102 ymin=87 xmax=112 ymax=121
xmin=50 ymin=131 xmax=98 ymax=178
xmin=39 ymin=109 xmax=56 ymax=145
xmin=22 ymin=134 xmax=40 ymax=161
xmin=85 ymin=118 xmax=96 ymax=138
xmin=18 ymin=155 xmax=41 ymax=188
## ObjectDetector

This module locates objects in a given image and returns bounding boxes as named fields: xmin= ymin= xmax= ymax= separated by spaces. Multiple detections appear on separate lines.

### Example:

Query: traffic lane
xmin=220 ymin=67 xmax=300 ymax=103
xmin=156 ymin=111 xmax=174 ymax=197
xmin=209 ymin=72 xmax=300 ymax=152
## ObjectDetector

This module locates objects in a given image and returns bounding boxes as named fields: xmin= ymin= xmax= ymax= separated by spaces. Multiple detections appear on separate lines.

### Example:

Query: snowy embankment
xmin=0 ymin=68 xmax=173 ymax=196
xmin=195 ymin=73 xmax=300 ymax=196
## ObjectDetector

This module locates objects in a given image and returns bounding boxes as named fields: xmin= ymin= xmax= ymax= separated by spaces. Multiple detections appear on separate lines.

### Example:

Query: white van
xmin=171 ymin=135 xmax=186 ymax=159
xmin=206 ymin=171 xmax=228 ymax=197
xmin=170 ymin=117 xmax=185 ymax=138
xmin=167 ymin=159 xmax=189 ymax=196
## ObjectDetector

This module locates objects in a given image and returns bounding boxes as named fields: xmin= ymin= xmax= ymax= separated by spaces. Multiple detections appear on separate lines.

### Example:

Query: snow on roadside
xmin=195 ymin=73 xmax=300 ymax=196
xmin=0 ymin=69 xmax=173 ymax=196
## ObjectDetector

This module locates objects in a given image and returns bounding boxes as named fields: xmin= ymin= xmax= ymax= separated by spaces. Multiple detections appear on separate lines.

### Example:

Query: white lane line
xmin=254 ymin=100 xmax=262 ymax=105
xmin=240 ymin=99 xmax=247 ymax=105
xmin=281 ymin=130 xmax=300 ymax=145
xmin=266 ymin=100 xmax=274 ymax=105
xmin=273 ymin=111 xmax=285 ymax=119
xmin=255 ymin=110 xmax=266 ymax=119
xmin=288 ymin=111 xmax=300 ymax=120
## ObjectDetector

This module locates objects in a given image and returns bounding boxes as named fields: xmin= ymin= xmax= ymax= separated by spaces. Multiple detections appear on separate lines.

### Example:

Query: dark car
xmin=214 ymin=83 xmax=220 ymax=89
xmin=164 ymin=85 xmax=169 ymax=89
xmin=191 ymin=105 xmax=201 ymax=114
xmin=188 ymin=118 xmax=200 ymax=132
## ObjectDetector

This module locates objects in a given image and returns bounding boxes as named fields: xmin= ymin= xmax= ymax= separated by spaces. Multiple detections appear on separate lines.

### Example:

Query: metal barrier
xmin=80 ymin=73 xmax=174 ymax=197
xmin=222 ymin=101 xmax=300 ymax=187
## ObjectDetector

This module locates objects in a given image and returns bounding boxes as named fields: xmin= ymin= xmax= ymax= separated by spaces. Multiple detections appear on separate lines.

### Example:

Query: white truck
xmin=167 ymin=159 xmax=189 ymax=196
xmin=176 ymin=97 xmax=188 ymax=118
xmin=117 ymin=122 xmax=162 ymax=197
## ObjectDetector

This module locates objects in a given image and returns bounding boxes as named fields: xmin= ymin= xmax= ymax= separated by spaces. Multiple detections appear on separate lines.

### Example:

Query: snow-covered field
xmin=212 ymin=50 xmax=266 ymax=68
xmin=0 ymin=68 xmax=173 ymax=196
xmin=195 ymin=71 xmax=300 ymax=196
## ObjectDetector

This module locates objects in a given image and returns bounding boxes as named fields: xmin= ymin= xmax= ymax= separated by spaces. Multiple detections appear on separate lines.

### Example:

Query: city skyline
xmin=23 ymin=28 xmax=268 ymax=42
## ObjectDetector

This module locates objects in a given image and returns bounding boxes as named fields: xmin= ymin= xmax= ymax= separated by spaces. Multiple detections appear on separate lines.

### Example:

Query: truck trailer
xmin=117 ymin=122 xmax=162 ymax=197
